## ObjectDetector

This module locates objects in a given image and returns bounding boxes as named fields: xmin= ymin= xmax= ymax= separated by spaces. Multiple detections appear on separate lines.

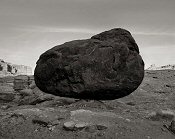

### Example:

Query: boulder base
xmin=34 ymin=28 xmax=144 ymax=100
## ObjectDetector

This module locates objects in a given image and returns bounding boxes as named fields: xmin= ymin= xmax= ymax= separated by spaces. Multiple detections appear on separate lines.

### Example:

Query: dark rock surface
xmin=34 ymin=28 xmax=144 ymax=100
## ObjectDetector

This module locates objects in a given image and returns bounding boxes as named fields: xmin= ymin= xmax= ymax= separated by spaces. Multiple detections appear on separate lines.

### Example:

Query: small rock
xmin=52 ymin=119 xmax=63 ymax=125
xmin=126 ymin=101 xmax=136 ymax=106
xmin=85 ymin=124 xmax=107 ymax=132
xmin=1 ymin=105 xmax=11 ymax=110
xmin=63 ymin=121 xmax=76 ymax=131
xmin=169 ymin=120 xmax=175 ymax=133
xmin=148 ymin=110 xmax=175 ymax=121
xmin=96 ymin=124 xmax=107 ymax=130
xmin=146 ymin=136 xmax=151 ymax=139
xmin=18 ymin=93 xmax=54 ymax=106
xmin=75 ymin=122 xmax=87 ymax=129
xmin=32 ymin=86 xmax=45 ymax=96
xmin=48 ymin=126 xmax=56 ymax=131
xmin=0 ymin=93 xmax=15 ymax=103
xmin=29 ymin=81 xmax=36 ymax=89
xmin=85 ymin=125 xmax=97 ymax=133
xmin=125 ymin=118 xmax=131 ymax=122
xmin=10 ymin=113 xmax=26 ymax=120
xmin=161 ymin=127 xmax=167 ymax=132
xmin=97 ymin=132 xmax=105 ymax=137
xmin=19 ymin=89 xmax=33 ymax=96
xmin=165 ymin=84 xmax=170 ymax=87
xmin=32 ymin=118 xmax=50 ymax=127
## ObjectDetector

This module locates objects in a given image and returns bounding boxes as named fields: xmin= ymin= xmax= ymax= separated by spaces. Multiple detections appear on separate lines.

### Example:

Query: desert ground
xmin=1 ymin=70 xmax=175 ymax=139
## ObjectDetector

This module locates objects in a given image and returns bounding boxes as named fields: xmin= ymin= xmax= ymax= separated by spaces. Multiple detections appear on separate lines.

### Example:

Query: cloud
xmin=1 ymin=0 xmax=174 ymax=32
xmin=133 ymin=32 xmax=175 ymax=36
xmin=0 ymin=0 xmax=174 ymax=71
xmin=13 ymin=25 xmax=175 ymax=37
xmin=15 ymin=26 xmax=100 ymax=34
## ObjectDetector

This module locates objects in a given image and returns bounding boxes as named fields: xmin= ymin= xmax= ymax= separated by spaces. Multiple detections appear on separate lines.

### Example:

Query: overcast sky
xmin=0 ymin=0 xmax=175 ymax=72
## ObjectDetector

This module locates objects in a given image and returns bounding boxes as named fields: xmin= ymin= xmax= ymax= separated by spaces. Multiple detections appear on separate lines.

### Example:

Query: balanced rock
xmin=34 ymin=28 xmax=144 ymax=100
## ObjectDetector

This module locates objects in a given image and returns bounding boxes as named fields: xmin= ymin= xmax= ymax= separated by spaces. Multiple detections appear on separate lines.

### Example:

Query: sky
xmin=0 ymin=0 xmax=175 ymax=72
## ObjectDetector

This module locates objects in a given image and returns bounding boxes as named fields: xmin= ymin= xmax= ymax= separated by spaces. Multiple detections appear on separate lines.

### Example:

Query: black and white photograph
xmin=0 ymin=0 xmax=175 ymax=138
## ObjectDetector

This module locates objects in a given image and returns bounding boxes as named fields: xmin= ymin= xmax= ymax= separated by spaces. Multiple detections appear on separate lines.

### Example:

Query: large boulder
xmin=34 ymin=28 xmax=144 ymax=100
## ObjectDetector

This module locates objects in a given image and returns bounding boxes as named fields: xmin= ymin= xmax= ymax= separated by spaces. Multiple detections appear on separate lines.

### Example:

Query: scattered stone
xmin=18 ymin=95 xmax=54 ymax=105
xmin=97 ymin=132 xmax=105 ymax=137
xmin=19 ymin=89 xmax=33 ymax=96
xmin=146 ymin=136 xmax=151 ymax=139
xmin=125 ymin=118 xmax=131 ymax=122
xmin=74 ymin=122 xmax=88 ymax=130
xmin=10 ymin=113 xmax=26 ymax=120
xmin=51 ymin=119 xmax=63 ymax=125
xmin=163 ymin=123 xmax=175 ymax=135
xmin=1 ymin=105 xmax=11 ymax=110
xmin=48 ymin=126 xmax=56 ymax=131
xmin=0 ymin=92 xmax=15 ymax=103
xmin=85 ymin=124 xmax=107 ymax=133
xmin=165 ymin=84 xmax=173 ymax=88
xmin=96 ymin=124 xmax=108 ymax=130
xmin=29 ymin=81 xmax=36 ymax=89
xmin=63 ymin=121 xmax=76 ymax=131
xmin=154 ymin=90 xmax=166 ymax=94
xmin=18 ymin=95 xmax=39 ymax=105
xmin=34 ymin=28 xmax=144 ymax=100
xmin=62 ymin=109 xmax=121 ymax=132
xmin=32 ymin=118 xmax=49 ymax=127
xmin=70 ymin=100 xmax=114 ymax=110
xmin=148 ymin=110 xmax=175 ymax=121
xmin=32 ymin=86 xmax=45 ymax=96
xmin=63 ymin=121 xmax=107 ymax=132
xmin=126 ymin=101 xmax=136 ymax=106
xmin=169 ymin=120 xmax=175 ymax=133
xmin=85 ymin=125 xmax=97 ymax=133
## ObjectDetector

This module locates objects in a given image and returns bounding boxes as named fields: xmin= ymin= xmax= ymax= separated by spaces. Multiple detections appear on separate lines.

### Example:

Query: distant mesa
xmin=34 ymin=28 xmax=144 ymax=100
xmin=0 ymin=59 xmax=32 ymax=77
xmin=147 ymin=64 xmax=175 ymax=70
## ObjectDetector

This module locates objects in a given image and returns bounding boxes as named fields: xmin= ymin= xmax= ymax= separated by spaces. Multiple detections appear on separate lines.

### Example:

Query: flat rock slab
xmin=70 ymin=109 xmax=122 ymax=126
xmin=63 ymin=109 xmax=123 ymax=131
xmin=34 ymin=28 xmax=144 ymax=100
xmin=1 ymin=106 xmax=175 ymax=139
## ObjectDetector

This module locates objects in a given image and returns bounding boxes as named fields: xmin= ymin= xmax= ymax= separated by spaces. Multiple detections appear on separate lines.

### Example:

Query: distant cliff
xmin=147 ymin=64 xmax=175 ymax=70
xmin=0 ymin=59 xmax=32 ymax=76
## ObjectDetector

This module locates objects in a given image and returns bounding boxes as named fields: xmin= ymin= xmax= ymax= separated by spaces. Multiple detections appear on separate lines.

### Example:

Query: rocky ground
xmin=0 ymin=70 xmax=175 ymax=139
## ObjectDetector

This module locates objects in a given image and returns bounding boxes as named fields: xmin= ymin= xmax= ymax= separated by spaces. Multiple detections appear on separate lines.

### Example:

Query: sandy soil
xmin=0 ymin=70 xmax=175 ymax=139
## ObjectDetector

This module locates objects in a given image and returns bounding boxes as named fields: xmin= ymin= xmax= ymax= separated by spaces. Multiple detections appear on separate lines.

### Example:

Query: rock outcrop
xmin=147 ymin=64 xmax=175 ymax=70
xmin=34 ymin=28 xmax=144 ymax=100
xmin=13 ymin=75 xmax=34 ymax=91
xmin=0 ymin=59 xmax=32 ymax=76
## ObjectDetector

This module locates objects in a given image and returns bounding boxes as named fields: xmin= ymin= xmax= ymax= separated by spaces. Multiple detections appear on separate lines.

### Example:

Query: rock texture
xmin=34 ymin=28 xmax=144 ymax=100
xmin=1 ymin=70 xmax=175 ymax=139
xmin=13 ymin=75 xmax=34 ymax=91
xmin=0 ymin=59 xmax=32 ymax=77
xmin=147 ymin=64 xmax=175 ymax=70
